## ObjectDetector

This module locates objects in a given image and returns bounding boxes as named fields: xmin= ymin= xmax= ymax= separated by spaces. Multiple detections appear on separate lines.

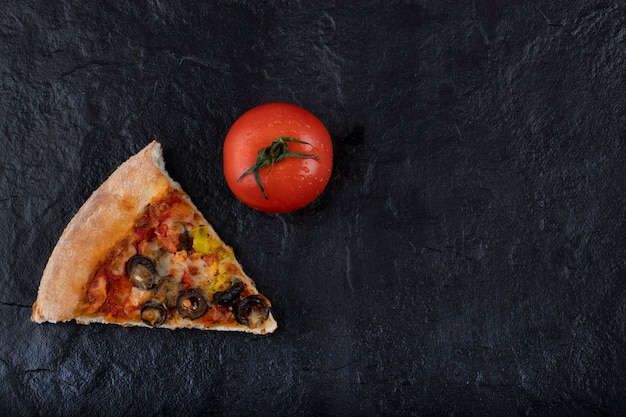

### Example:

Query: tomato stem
xmin=237 ymin=136 xmax=319 ymax=199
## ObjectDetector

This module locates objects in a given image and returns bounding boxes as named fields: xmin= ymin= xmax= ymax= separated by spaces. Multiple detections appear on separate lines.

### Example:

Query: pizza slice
xmin=31 ymin=141 xmax=277 ymax=334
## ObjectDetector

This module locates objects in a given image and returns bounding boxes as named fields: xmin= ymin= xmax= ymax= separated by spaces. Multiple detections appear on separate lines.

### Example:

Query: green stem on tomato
xmin=237 ymin=136 xmax=319 ymax=199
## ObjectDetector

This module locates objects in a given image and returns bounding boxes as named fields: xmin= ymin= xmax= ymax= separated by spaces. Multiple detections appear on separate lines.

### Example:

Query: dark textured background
xmin=1 ymin=1 xmax=625 ymax=416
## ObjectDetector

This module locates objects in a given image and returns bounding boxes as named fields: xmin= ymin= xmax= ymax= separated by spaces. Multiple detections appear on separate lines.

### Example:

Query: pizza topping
xmin=84 ymin=269 xmax=108 ymax=314
xmin=177 ymin=226 xmax=193 ymax=251
xmin=152 ymin=276 xmax=180 ymax=309
xmin=192 ymin=226 xmax=214 ymax=255
xmin=155 ymin=223 xmax=179 ymax=253
xmin=148 ymin=200 xmax=171 ymax=222
xmin=109 ymin=242 xmax=138 ymax=276
xmin=233 ymin=295 xmax=270 ymax=328
xmin=126 ymin=287 xmax=153 ymax=308
xmin=212 ymin=276 xmax=243 ymax=306
xmin=176 ymin=288 xmax=209 ymax=320
xmin=126 ymin=255 xmax=157 ymax=290
xmin=134 ymin=224 xmax=154 ymax=243
xmin=140 ymin=301 xmax=167 ymax=327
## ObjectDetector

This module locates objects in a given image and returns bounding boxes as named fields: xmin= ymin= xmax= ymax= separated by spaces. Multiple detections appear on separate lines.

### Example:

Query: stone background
xmin=1 ymin=1 xmax=625 ymax=416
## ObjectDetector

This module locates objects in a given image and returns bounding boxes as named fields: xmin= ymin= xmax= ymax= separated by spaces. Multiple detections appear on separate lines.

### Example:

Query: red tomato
xmin=223 ymin=103 xmax=333 ymax=212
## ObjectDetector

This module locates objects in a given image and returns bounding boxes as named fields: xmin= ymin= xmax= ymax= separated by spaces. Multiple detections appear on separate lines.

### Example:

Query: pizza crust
xmin=32 ymin=141 xmax=173 ymax=323
xmin=32 ymin=141 xmax=277 ymax=334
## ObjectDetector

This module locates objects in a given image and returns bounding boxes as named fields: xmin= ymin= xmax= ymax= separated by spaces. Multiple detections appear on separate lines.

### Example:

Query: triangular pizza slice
xmin=32 ymin=141 xmax=277 ymax=334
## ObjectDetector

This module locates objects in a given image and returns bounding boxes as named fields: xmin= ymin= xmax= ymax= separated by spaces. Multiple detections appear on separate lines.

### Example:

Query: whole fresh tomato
xmin=223 ymin=102 xmax=333 ymax=213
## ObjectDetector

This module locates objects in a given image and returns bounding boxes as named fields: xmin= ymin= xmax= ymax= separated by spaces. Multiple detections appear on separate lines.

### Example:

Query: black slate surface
xmin=2 ymin=1 xmax=626 ymax=416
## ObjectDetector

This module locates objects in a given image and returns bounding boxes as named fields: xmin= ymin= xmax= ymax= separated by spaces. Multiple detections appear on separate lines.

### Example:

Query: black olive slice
xmin=233 ymin=295 xmax=270 ymax=328
xmin=213 ymin=277 xmax=243 ymax=306
xmin=140 ymin=301 xmax=167 ymax=327
xmin=176 ymin=288 xmax=208 ymax=320
xmin=126 ymin=255 xmax=157 ymax=290
xmin=177 ymin=227 xmax=192 ymax=251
